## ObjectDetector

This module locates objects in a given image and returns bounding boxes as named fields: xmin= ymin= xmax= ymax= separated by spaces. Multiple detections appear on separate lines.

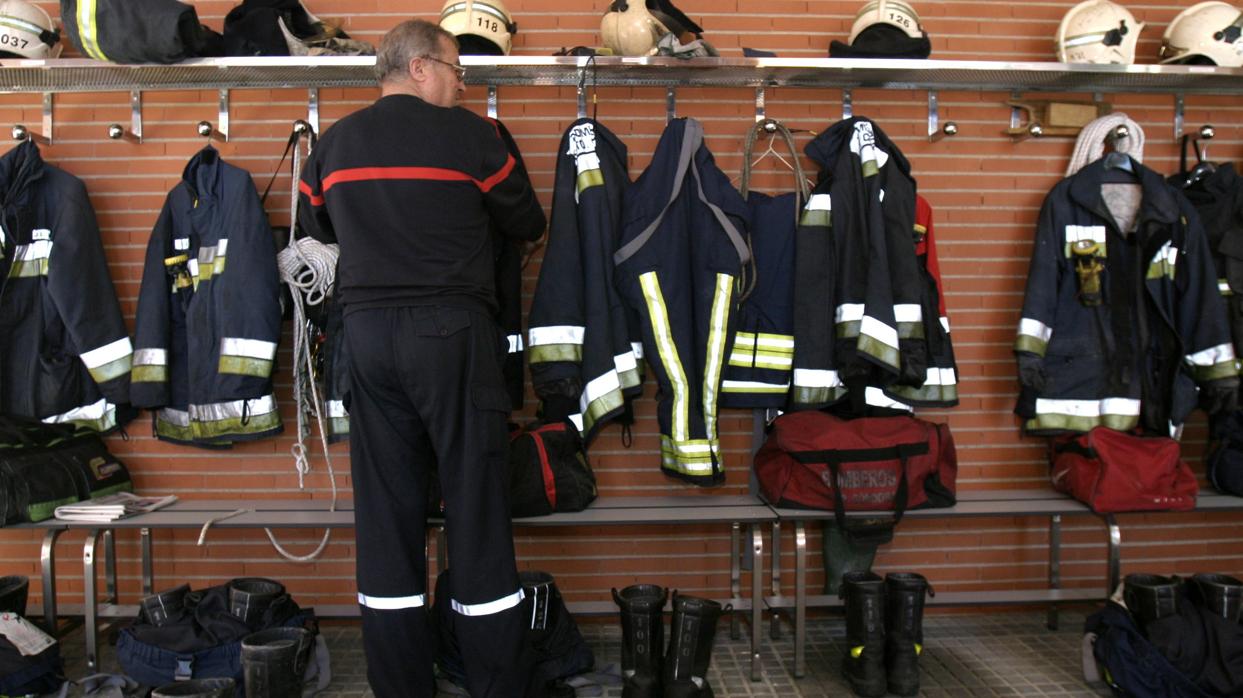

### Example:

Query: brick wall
xmin=1 ymin=0 xmax=1240 ymax=613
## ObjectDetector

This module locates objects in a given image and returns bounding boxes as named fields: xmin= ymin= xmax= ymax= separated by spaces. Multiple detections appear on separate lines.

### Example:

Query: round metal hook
xmin=1111 ymin=124 xmax=1129 ymax=141
xmin=197 ymin=120 xmax=213 ymax=137
xmin=1200 ymin=124 xmax=1215 ymax=140
xmin=107 ymin=124 xmax=125 ymax=140
xmin=293 ymin=119 xmax=312 ymax=135
xmin=943 ymin=122 xmax=959 ymax=136
xmin=11 ymin=125 xmax=27 ymax=141
xmin=1029 ymin=122 xmax=1044 ymax=138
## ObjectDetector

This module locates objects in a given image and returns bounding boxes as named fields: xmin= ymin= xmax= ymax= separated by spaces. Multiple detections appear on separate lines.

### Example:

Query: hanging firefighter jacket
xmin=719 ymin=119 xmax=804 ymax=409
xmin=528 ymin=117 xmax=643 ymax=442
xmin=884 ymin=194 xmax=959 ymax=408
xmin=790 ymin=117 xmax=932 ymax=413
xmin=1014 ymin=155 xmax=1236 ymax=435
xmin=131 ymin=146 xmax=284 ymax=446
xmin=614 ymin=117 xmax=750 ymax=486
xmin=0 ymin=140 xmax=134 ymax=433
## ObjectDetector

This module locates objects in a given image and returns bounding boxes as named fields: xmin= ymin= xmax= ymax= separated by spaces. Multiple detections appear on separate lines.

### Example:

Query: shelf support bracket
xmin=1173 ymin=93 xmax=1184 ymax=142
xmin=13 ymin=93 xmax=53 ymax=145
xmin=487 ymin=85 xmax=498 ymax=119
xmin=666 ymin=87 xmax=677 ymax=122
xmin=307 ymin=88 xmax=319 ymax=136
xmin=927 ymin=90 xmax=958 ymax=142
xmin=217 ymin=89 xmax=230 ymax=142
xmin=108 ymin=90 xmax=143 ymax=143
xmin=576 ymin=68 xmax=587 ymax=119
xmin=841 ymin=88 xmax=852 ymax=120
xmin=755 ymin=86 xmax=765 ymax=123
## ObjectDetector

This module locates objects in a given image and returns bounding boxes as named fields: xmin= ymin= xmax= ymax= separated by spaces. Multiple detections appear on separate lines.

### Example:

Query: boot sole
xmin=847 ymin=678 xmax=887 ymax=697
xmin=888 ymin=681 xmax=919 ymax=696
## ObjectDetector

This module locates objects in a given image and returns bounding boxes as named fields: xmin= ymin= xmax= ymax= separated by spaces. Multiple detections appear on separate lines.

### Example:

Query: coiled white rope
xmin=1066 ymin=112 xmax=1146 ymax=176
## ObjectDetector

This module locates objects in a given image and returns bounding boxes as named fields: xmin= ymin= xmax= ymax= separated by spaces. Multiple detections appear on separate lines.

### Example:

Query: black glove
xmin=1016 ymin=352 xmax=1047 ymax=392
xmin=1200 ymin=377 xmax=1240 ymax=415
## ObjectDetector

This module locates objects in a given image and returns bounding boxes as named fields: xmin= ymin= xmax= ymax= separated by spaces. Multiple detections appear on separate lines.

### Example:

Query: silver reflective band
xmin=894 ymin=304 xmax=922 ymax=323
xmin=16 ymin=240 xmax=51 ymax=261
xmin=358 ymin=592 xmax=426 ymax=610
xmin=792 ymin=368 xmax=843 ymax=388
xmin=81 ymin=337 xmax=133 ymax=369
xmin=441 ymin=0 xmax=509 ymax=23
xmin=188 ymin=394 xmax=277 ymax=423
xmin=528 ymin=325 xmax=585 ymax=346
xmin=835 ymin=303 xmax=864 ymax=323
xmin=1063 ymin=32 xmax=1109 ymax=48
xmin=327 ymin=400 xmax=348 ymax=418
xmin=220 ymin=337 xmax=278 ymax=361
xmin=451 ymin=588 xmax=525 ymax=617
xmin=860 ymin=315 xmax=899 ymax=349
xmin=134 ymin=348 xmax=168 ymax=366
xmin=507 ymin=334 xmax=524 ymax=353
xmin=805 ymin=193 xmax=832 ymax=211
xmin=1018 ymin=318 xmax=1053 ymax=343
xmin=631 ymin=342 xmax=644 ymax=359
xmin=864 ymin=387 xmax=912 ymax=411
xmin=1034 ymin=397 xmax=1141 ymax=417
xmin=1186 ymin=342 xmax=1235 ymax=367
xmin=0 ymin=16 xmax=47 ymax=37
xmin=44 ymin=398 xmax=111 ymax=423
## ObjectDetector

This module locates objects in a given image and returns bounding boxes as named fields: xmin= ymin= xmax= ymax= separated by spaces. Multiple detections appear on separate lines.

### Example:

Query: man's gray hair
xmin=375 ymin=20 xmax=458 ymax=84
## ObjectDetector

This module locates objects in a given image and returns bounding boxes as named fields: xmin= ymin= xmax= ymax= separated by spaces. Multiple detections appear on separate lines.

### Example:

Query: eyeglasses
xmin=421 ymin=55 xmax=466 ymax=81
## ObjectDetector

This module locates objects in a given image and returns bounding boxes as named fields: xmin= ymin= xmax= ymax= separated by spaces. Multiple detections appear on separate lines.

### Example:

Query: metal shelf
xmin=0 ymin=56 xmax=1241 ymax=95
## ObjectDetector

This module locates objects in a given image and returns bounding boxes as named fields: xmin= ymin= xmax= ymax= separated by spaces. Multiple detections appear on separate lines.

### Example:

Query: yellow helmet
xmin=440 ymin=0 xmax=517 ymax=56
xmin=1159 ymin=1 xmax=1243 ymax=67
xmin=1056 ymin=0 xmax=1144 ymax=64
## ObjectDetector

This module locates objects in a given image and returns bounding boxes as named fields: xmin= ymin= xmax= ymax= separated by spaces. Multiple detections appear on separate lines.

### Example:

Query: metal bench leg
xmin=103 ymin=529 xmax=117 ymax=605
xmin=1106 ymin=514 xmax=1121 ymax=595
xmin=1047 ymin=514 xmax=1061 ymax=630
xmin=39 ymin=529 xmax=62 ymax=636
xmin=751 ymin=524 xmax=763 ymax=681
xmin=795 ymin=521 xmax=807 ymax=680
xmin=730 ymin=522 xmax=741 ymax=641
xmin=770 ymin=520 xmax=782 ymax=640
xmin=83 ymin=530 xmax=102 ymax=670
xmin=141 ymin=528 xmax=153 ymax=597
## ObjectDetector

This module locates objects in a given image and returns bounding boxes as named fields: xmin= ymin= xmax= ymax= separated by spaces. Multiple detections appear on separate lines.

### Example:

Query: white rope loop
xmin=1066 ymin=112 xmax=1146 ymax=176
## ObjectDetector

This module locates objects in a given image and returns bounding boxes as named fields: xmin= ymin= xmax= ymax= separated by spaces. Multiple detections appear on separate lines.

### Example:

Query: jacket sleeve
xmin=479 ymin=121 xmax=546 ymax=243
xmin=1015 ymin=194 xmax=1063 ymax=359
xmin=47 ymin=183 xmax=133 ymax=407
xmin=215 ymin=175 xmax=282 ymax=383
xmin=527 ymin=132 xmax=587 ymax=414
xmin=790 ymin=185 xmax=840 ymax=409
xmin=1176 ymin=206 xmax=1237 ymax=383
xmin=297 ymin=146 xmax=336 ymax=245
xmin=131 ymin=200 xmax=174 ymax=408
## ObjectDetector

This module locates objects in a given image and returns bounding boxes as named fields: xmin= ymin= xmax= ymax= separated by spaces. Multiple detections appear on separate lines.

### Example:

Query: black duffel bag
xmin=508 ymin=420 xmax=597 ymax=517
xmin=0 ymin=415 xmax=132 ymax=524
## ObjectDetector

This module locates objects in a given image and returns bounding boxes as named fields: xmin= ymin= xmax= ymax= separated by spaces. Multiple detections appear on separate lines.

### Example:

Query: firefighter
xmin=297 ymin=19 xmax=546 ymax=698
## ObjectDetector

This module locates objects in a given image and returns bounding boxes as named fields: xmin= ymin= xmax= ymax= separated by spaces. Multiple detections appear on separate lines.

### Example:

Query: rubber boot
xmin=229 ymin=577 xmax=285 ymax=626
xmin=241 ymin=627 xmax=311 ymax=698
xmin=663 ymin=592 xmax=725 ymax=698
xmin=839 ymin=571 xmax=886 ymax=698
xmin=1123 ymin=573 xmax=1180 ymax=630
xmin=140 ymin=583 xmax=190 ymax=626
xmin=613 ymin=584 xmax=666 ymax=698
xmin=1191 ymin=573 xmax=1243 ymax=622
xmin=885 ymin=573 xmax=934 ymax=697
xmin=151 ymin=678 xmax=235 ymax=697
xmin=0 ymin=575 xmax=29 ymax=615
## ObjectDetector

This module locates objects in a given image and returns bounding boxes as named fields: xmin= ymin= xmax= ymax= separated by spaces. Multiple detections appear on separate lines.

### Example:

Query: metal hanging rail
xmin=1 ymin=56 xmax=1242 ymax=95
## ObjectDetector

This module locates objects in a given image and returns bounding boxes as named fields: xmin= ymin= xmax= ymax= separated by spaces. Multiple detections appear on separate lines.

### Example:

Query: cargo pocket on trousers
xmin=472 ymin=383 xmax=514 ymax=462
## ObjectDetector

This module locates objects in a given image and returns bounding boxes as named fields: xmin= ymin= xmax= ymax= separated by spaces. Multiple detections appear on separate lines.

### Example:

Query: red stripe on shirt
xmin=298 ymin=179 xmax=324 ymax=207
xmin=477 ymin=155 xmax=516 ymax=193
xmin=321 ymin=166 xmax=478 ymax=195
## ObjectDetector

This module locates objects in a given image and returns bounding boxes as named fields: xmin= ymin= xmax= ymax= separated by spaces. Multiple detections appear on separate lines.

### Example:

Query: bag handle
xmin=824 ymin=446 xmax=913 ymax=532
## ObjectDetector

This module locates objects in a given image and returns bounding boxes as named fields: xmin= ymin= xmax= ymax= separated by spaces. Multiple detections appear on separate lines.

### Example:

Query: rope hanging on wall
xmin=1066 ymin=112 xmax=1146 ymax=176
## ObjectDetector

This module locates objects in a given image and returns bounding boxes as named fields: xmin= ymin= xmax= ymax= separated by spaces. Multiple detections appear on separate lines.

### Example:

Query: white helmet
xmin=440 ymin=0 xmax=517 ymax=56
xmin=1159 ymin=1 xmax=1243 ymax=66
xmin=848 ymin=0 xmax=925 ymax=43
xmin=0 ymin=0 xmax=61 ymax=59
xmin=601 ymin=0 xmax=670 ymax=56
xmin=1056 ymin=0 xmax=1144 ymax=64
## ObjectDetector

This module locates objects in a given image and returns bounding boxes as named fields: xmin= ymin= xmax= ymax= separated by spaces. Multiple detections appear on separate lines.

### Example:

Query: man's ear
xmin=407 ymin=56 xmax=424 ymax=83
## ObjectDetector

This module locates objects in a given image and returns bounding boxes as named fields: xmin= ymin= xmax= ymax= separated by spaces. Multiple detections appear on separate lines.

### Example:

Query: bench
xmin=764 ymin=489 xmax=1114 ymax=678
xmin=54 ymin=495 xmax=776 ymax=680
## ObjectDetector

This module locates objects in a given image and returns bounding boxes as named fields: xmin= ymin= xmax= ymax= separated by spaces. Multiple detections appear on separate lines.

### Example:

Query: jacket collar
xmin=0 ymin=140 xmax=46 ymax=210
xmin=181 ymin=145 xmax=222 ymax=203
xmin=1068 ymin=156 xmax=1180 ymax=232
xmin=803 ymin=116 xmax=911 ymax=179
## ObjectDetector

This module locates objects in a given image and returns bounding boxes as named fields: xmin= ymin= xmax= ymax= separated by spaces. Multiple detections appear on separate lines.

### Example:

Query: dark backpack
xmin=59 ymin=0 xmax=223 ymax=63
xmin=507 ymin=421 xmax=597 ymax=517
xmin=1206 ymin=411 xmax=1243 ymax=497
xmin=1087 ymin=602 xmax=1211 ymax=698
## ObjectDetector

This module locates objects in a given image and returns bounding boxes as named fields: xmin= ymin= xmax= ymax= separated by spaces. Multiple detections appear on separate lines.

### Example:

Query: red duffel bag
xmin=1049 ymin=427 xmax=1198 ymax=514
xmin=753 ymin=411 xmax=958 ymax=525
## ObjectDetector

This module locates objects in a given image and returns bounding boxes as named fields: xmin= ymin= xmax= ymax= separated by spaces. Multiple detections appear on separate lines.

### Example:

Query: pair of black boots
xmin=839 ymin=571 xmax=934 ymax=697
xmin=613 ymin=584 xmax=726 ymax=697
xmin=1124 ymin=572 xmax=1243 ymax=626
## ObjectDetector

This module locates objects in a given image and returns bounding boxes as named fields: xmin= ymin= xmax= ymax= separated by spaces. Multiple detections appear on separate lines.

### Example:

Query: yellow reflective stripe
xmin=218 ymin=356 xmax=273 ymax=378
xmin=132 ymin=365 xmax=168 ymax=383
xmin=576 ymin=168 xmax=604 ymax=195
xmin=640 ymin=272 xmax=689 ymax=443
xmin=850 ymin=646 xmax=864 ymax=659
xmin=660 ymin=436 xmax=718 ymax=475
xmin=88 ymin=355 xmax=132 ymax=383
xmin=528 ymin=344 xmax=582 ymax=363
xmin=78 ymin=0 xmax=109 ymax=60
xmin=702 ymin=273 xmax=733 ymax=450
xmin=10 ymin=259 xmax=48 ymax=277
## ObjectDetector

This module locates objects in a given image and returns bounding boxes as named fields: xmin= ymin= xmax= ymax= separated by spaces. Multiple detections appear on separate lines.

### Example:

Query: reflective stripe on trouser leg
xmin=343 ymin=309 xmax=440 ymax=697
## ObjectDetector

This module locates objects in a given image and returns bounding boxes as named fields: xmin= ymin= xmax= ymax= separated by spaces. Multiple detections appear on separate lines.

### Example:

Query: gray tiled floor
xmin=60 ymin=610 xmax=1114 ymax=696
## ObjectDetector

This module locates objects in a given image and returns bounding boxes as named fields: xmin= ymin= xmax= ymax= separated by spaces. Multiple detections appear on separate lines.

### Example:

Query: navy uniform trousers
xmin=344 ymin=305 xmax=526 ymax=698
